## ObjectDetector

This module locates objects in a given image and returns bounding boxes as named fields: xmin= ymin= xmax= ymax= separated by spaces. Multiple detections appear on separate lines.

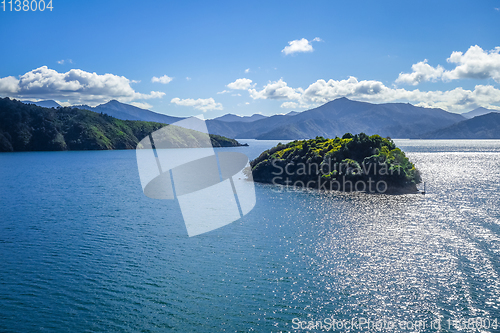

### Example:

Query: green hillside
xmin=251 ymin=133 xmax=421 ymax=194
xmin=0 ymin=97 xmax=243 ymax=152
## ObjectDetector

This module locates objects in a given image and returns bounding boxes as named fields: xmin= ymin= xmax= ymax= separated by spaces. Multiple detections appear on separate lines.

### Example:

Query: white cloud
xmin=151 ymin=75 xmax=173 ymax=84
xmin=281 ymin=37 xmax=322 ymax=55
xmin=246 ymin=76 xmax=500 ymax=111
xmin=0 ymin=76 xmax=20 ymax=93
xmin=396 ymin=60 xmax=445 ymax=85
xmin=227 ymin=78 xmax=254 ymax=90
xmin=301 ymin=77 xmax=500 ymax=111
xmin=130 ymin=102 xmax=153 ymax=109
xmin=281 ymin=101 xmax=298 ymax=108
xmin=397 ymin=45 xmax=500 ymax=85
xmin=443 ymin=45 xmax=500 ymax=82
xmin=170 ymin=97 xmax=223 ymax=112
xmin=186 ymin=77 xmax=191 ymax=81
xmin=57 ymin=59 xmax=72 ymax=65
xmin=0 ymin=66 xmax=165 ymax=106
xmin=217 ymin=90 xmax=230 ymax=94
xmin=248 ymin=79 xmax=302 ymax=100
xmin=244 ymin=68 xmax=250 ymax=73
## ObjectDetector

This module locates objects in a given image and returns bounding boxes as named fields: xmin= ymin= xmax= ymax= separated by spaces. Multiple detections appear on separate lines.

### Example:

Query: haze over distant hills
xmin=422 ymin=112 xmax=500 ymax=139
xmin=213 ymin=113 xmax=268 ymax=122
xmin=22 ymin=100 xmax=61 ymax=108
xmin=460 ymin=107 xmax=500 ymax=119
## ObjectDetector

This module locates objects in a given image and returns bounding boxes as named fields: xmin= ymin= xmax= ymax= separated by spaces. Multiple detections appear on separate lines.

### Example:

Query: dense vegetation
xmin=251 ymin=133 xmax=421 ymax=194
xmin=0 ymin=98 xmax=244 ymax=152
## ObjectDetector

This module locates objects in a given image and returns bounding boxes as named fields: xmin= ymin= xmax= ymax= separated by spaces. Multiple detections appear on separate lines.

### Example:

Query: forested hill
xmin=250 ymin=133 xmax=421 ymax=194
xmin=0 ymin=98 xmax=243 ymax=152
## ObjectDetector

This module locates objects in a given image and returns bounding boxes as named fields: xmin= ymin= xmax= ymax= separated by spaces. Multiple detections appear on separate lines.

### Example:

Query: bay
xmin=1 ymin=140 xmax=500 ymax=332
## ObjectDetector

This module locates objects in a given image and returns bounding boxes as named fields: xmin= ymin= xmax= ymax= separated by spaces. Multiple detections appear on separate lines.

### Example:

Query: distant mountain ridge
xmin=213 ymin=113 xmax=267 ymax=122
xmin=18 ymin=97 xmax=488 ymax=140
xmin=461 ymin=107 xmax=500 ymax=119
xmin=22 ymin=100 xmax=61 ymax=108
xmin=76 ymin=100 xmax=184 ymax=124
xmin=205 ymin=97 xmax=465 ymax=139
xmin=421 ymin=112 xmax=500 ymax=139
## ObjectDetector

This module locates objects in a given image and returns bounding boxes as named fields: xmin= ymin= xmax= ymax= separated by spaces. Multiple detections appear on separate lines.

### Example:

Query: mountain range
xmin=76 ymin=100 xmax=184 ymax=124
xmin=22 ymin=99 xmax=62 ymax=108
xmin=460 ymin=107 xmax=500 ymax=119
xmin=19 ymin=98 xmax=500 ymax=140
xmin=206 ymin=97 xmax=465 ymax=139
xmin=213 ymin=113 xmax=268 ymax=122
xmin=422 ymin=112 xmax=500 ymax=139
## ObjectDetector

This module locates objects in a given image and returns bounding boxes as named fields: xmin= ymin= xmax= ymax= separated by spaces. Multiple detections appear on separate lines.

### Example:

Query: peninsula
xmin=0 ymin=98 xmax=244 ymax=152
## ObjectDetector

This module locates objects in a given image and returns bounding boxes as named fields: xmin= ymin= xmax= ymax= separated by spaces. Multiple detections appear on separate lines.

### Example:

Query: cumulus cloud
xmin=151 ymin=75 xmax=173 ymax=84
xmin=442 ymin=45 xmax=500 ymax=82
xmin=226 ymin=78 xmax=254 ymax=90
xmin=281 ymin=101 xmax=298 ymax=108
xmin=249 ymin=79 xmax=303 ymax=100
xmin=0 ymin=66 xmax=164 ymax=106
xmin=282 ymin=37 xmax=322 ymax=55
xmin=170 ymin=97 xmax=223 ymax=112
xmin=244 ymin=68 xmax=250 ymax=73
xmin=217 ymin=89 xmax=230 ymax=94
xmin=0 ymin=76 xmax=20 ymax=93
xmin=246 ymin=76 xmax=500 ymax=111
xmin=396 ymin=60 xmax=445 ymax=85
xmin=397 ymin=45 xmax=500 ymax=85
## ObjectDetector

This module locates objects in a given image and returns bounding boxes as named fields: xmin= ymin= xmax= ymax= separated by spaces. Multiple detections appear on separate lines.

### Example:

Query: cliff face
xmin=0 ymin=98 xmax=242 ymax=152
xmin=250 ymin=133 xmax=421 ymax=194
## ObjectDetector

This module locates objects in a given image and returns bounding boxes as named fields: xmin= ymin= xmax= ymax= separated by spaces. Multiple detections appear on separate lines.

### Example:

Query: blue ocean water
xmin=1 ymin=140 xmax=500 ymax=332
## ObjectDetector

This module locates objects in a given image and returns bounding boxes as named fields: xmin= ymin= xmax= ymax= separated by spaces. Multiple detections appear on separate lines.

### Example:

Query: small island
xmin=250 ymin=133 xmax=421 ymax=194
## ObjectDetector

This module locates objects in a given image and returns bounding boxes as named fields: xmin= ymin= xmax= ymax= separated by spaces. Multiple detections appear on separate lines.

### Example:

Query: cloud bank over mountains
xmin=1 ymin=45 xmax=499 ymax=113
xmin=226 ymin=76 xmax=500 ymax=112
xmin=397 ymin=45 xmax=500 ymax=85
xmin=0 ymin=66 xmax=164 ymax=106
xmin=170 ymin=97 xmax=223 ymax=112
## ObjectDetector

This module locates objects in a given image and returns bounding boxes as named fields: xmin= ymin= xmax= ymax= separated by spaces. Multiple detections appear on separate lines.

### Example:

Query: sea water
xmin=1 ymin=140 xmax=499 ymax=332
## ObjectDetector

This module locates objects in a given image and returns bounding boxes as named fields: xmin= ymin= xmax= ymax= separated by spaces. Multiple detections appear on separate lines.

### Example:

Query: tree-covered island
xmin=250 ymin=133 xmax=421 ymax=194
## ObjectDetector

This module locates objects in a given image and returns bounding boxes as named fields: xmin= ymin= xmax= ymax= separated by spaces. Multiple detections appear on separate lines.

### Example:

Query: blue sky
xmin=1 ymin=0 xmax=499 ymax=117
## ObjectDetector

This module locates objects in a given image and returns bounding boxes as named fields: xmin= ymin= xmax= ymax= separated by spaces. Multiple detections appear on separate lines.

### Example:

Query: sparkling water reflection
xmin=0 ymin=140 xmax=499 ymax=332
